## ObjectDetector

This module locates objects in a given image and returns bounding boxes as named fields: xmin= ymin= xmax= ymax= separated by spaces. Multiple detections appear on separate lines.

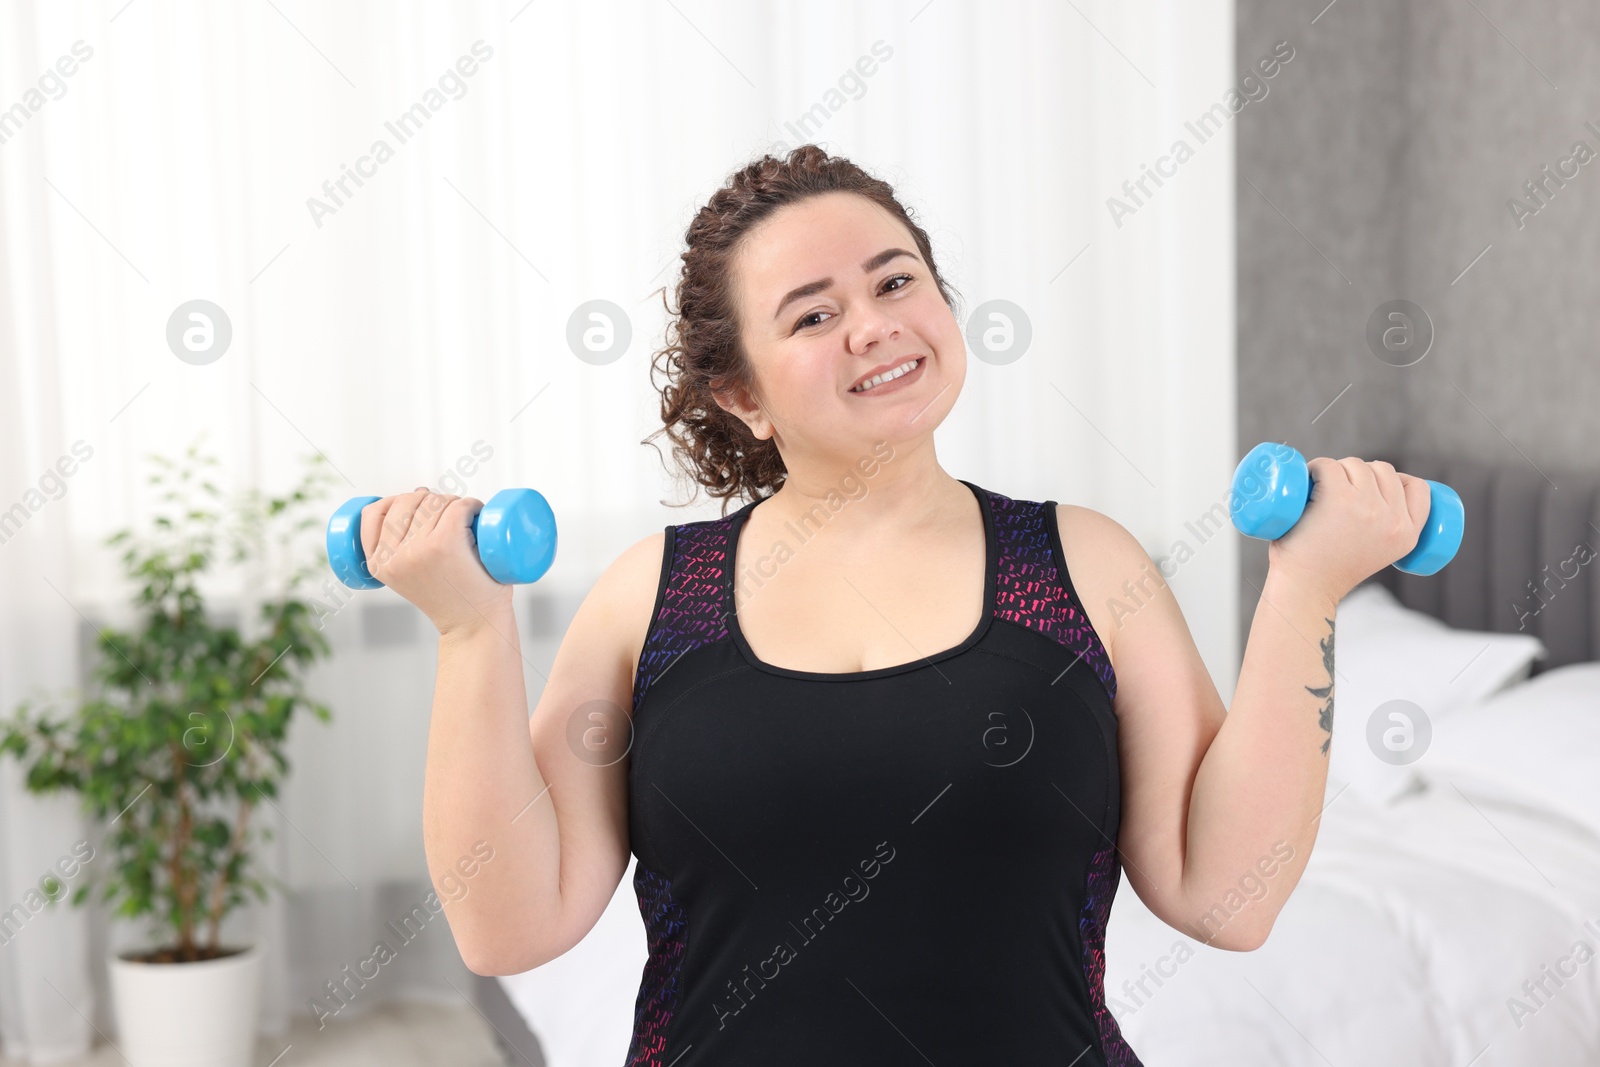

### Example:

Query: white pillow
xmin=1410 ymin=662 xmax=1600 ymax=838
xmin=1323 ymin=582 xmax=1547 ymax=806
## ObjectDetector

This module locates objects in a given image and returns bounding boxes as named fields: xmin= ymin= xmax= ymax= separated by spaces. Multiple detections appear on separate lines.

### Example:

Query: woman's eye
xmin=793 ymin=274 xmax=914 ymax=333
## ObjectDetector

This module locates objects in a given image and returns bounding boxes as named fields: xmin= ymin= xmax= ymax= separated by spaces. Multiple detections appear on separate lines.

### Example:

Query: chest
xmin=628 ymin=633 xmax=1122 ymax=896
xmin=731 ymin=526 xmax=987 ymax=674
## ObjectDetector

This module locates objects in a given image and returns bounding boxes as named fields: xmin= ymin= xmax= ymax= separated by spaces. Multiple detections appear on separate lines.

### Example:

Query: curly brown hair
xmin=644 ymin=144 xmax=961 ymax=516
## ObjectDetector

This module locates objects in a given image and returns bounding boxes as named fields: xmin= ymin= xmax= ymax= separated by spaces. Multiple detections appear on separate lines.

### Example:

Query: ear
xmin=712 ymin=378 xmax=774 ymax=442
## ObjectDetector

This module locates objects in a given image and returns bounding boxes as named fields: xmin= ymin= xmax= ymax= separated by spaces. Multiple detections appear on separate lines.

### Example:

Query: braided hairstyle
xmin=645 ymin=144 xmax=960 ymax=515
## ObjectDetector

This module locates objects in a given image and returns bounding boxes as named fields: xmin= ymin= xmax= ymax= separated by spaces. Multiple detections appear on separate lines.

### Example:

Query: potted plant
xmin=0 ymin=436 xmax=341 ymax=1067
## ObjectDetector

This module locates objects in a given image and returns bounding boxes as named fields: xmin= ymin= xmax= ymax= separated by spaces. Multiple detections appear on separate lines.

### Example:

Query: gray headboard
xmin=1373 ymin=455 xmax=1600 ymax=673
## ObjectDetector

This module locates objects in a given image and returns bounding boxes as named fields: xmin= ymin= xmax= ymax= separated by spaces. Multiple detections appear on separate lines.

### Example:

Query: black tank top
xmin=624 ymin=480 xmax=1142 ymax=1066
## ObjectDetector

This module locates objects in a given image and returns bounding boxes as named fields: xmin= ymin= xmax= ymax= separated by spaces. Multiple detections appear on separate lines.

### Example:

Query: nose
xmin=847 ymin=303 xmax=902 ymax=355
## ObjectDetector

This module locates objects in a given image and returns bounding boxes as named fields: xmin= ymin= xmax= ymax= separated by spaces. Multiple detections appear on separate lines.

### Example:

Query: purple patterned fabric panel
xmin=1078 ymin=845 xmax=1144 ymax=1067
xmin=632 ymin=517 xmax=734 ymax=716
xmin=987 ymin=490 xmax=1118 ymax=702
xmin=627 ymin=516 xmax=731 ymax=1064
xmin=625 ymin=862 xmax=689 ymax=1066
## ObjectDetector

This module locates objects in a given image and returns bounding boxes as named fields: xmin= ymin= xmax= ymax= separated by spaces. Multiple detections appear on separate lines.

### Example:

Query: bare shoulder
xmin=529 ymin=526 xmax=666 ymax=749
xmin=583 ymin=529 xmax=668 ymax=674
xmin=1053 ymin=503 xmax=1162 ymax=674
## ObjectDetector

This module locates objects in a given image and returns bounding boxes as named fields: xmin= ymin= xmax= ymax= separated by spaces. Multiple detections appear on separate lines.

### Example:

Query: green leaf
xmin=2 ymin=445 xmax=341 ymax=944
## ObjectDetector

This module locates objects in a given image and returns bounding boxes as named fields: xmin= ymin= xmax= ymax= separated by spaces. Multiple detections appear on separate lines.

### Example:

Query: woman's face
xmin=722 ymin=191 xmax=964 ymax=470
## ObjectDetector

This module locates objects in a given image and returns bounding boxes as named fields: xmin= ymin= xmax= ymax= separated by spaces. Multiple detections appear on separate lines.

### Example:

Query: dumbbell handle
xmin=1229 ymin=443 xmax=1464 ymax=577
xmin=326 ymin=488 xmax=557 ymax=590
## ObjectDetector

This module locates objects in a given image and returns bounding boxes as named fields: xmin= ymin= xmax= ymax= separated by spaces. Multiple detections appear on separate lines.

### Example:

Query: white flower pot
xmin=108 ymin=943 xmax=262 ymax=1067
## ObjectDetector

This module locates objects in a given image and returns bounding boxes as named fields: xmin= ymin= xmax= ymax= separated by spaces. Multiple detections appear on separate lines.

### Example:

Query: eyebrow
xmin=771 ymin=247 xmax=919 ymax=322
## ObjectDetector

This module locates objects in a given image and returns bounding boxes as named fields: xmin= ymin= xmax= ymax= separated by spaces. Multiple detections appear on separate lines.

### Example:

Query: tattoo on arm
xmin=1305 ymin=618 xmax=1336 ymax=756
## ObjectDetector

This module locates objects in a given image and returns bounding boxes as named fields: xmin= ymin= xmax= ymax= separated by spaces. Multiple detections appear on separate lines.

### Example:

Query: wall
xmin=1235 ymin=0 xmax=1600 ymax=645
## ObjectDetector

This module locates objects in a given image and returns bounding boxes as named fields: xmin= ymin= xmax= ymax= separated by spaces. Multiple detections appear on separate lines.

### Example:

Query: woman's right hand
xmin=359 ymin=487 xmax=514 ymax=637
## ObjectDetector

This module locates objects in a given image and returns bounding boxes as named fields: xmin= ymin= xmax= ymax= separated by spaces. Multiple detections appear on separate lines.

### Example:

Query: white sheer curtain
xmin=0 ymin=0 xmax=1234 ymax=1061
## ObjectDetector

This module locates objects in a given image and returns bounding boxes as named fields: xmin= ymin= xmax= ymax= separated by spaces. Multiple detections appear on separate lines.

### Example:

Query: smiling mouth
xmin=850 ymin=357 xmax=924 ymax=393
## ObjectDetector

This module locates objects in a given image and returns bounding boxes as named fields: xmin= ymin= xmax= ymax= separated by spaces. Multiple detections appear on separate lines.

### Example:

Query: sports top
xmin=623 ymin=480 xmax=1143 ymax=1066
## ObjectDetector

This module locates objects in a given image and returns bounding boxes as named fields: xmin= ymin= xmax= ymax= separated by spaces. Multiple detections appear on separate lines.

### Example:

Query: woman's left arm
xmin=1060 ymin=457 xmax=1432 ymax=951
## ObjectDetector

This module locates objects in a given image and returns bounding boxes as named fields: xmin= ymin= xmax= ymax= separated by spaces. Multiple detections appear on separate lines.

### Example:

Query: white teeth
xmin=852 ymin=358 xmax=921 ymax=393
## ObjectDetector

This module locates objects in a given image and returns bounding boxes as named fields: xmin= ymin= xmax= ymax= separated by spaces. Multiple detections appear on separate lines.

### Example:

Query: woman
xmin=363 ymin=146 xmax=1430 ymax=1065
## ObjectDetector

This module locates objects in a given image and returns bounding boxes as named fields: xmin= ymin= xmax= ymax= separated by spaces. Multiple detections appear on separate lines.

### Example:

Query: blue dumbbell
xmin=1229 ymin=442 xmax=1463 ymax=577
xmin=326 ymin=488 xmax=557 ymax=590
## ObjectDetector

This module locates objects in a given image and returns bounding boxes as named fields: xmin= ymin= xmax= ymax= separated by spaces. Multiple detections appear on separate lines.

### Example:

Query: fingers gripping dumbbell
xmin=325 ymin=488 xmax=558 ymax=590
xmin=1228 ymin=442 xmax=1464 ymax=577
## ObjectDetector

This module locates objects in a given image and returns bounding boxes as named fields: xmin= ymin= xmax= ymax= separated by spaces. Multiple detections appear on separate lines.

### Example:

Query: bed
xmin=489 ymin=456 xmax=1600 ymax=1066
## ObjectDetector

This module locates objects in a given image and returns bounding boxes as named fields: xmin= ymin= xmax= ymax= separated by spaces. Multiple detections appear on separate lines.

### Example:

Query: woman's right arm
xmin=423 ymin=530 xmax=663 ymax=975
xmin=357 ymin=487 xmax=661 ymax=976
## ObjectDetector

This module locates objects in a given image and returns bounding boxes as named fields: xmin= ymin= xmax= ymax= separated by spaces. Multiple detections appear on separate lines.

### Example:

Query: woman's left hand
xmin=1266 ymin=456 xmax=1434 ymax=604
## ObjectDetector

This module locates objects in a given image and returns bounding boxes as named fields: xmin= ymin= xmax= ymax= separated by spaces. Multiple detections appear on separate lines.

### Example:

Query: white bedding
xmin=501 ymin=661 xmax=1600 ymax=1066
xmin=1106 ymin=778 xmax=1600 ymax=1065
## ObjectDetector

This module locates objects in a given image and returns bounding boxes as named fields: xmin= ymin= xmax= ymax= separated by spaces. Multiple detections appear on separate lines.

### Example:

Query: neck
xmin=754 ymin=434 xmax=966 ymax=540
